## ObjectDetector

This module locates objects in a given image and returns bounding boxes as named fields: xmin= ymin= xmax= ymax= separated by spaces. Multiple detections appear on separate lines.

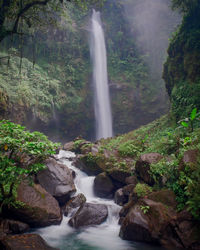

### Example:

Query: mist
xmin=122 ymin=0 xmax=180 ymax=80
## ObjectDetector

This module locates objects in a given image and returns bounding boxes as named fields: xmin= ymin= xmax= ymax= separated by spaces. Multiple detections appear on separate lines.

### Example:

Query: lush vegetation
xmin=96 ymin=109 xmax=200 ymax=219
xmin=163 ymin=2 xmax=200 ymax=120
xmin=0 ymin=120 xmax=59 ymax=210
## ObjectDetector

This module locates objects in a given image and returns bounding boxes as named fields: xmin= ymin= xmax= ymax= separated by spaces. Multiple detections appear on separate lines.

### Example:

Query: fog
xmin=122 ymin=0 xmax=180 ymax=80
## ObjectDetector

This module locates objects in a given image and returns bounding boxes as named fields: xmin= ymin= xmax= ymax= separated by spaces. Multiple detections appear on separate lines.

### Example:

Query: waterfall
xmin=90 ymin=10 xmax=113 ymax=140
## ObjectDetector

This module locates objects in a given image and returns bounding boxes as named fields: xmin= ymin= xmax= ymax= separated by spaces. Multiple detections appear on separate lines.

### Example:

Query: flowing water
xmin=90 ymin=10 xmax=113 ymax=140
xmin=35 ymin=150 xmax=163 ymax=250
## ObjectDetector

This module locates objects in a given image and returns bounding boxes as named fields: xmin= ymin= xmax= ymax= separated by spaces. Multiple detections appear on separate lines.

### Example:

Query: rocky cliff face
xmin=163 ymin=6 xmax=200 ymax=119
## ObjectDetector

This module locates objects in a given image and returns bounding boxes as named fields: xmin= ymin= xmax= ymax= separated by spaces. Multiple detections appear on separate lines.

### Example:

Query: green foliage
xmin=118 ymin=140 xmax=141 ymax=157
xmin=178 ymin=108 xmax=200 ymax=132
xmin=0 ymin=120 xmax=59 ymax=208
xmin=179 ymin=161 xmax=200 ymax=219
xmin=73 ymin=139 xmax=84 ymax=150
xmin=134 ymin=183 xmax=152 ymax=198
xmin=171 ymin=81 xmax=200 ymax=121
xmin=150 ymin=157 xmax=179 ymax=185
xmin=101 ymin=114 xmax=200 ymax=219
xmin=83 ymin=152 xmax=103 ymax=165
xmin=140 ymin=205 xmax=150 ymax=214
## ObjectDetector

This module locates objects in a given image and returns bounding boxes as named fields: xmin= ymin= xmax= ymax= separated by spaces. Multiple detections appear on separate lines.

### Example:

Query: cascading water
xmin=90 ymin=10 xmax=113 ymax=140
xmin=35 ymin=150 xmax=163 ymax=250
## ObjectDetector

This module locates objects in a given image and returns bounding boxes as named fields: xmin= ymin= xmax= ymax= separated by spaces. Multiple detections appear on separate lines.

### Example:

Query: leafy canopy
xmin=0 ymin=0 xmax=105 ymax=41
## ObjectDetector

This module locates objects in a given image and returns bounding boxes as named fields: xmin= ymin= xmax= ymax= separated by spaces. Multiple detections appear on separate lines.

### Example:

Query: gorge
xmin=0 ymin=0 xmax=200 ymax=250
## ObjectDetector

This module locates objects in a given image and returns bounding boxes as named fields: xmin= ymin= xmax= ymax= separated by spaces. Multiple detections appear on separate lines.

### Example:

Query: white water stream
xmin=90 ymin=10 xmax=113 ymax=140
xmin=35 ymin=150 xmax=162 ymax=250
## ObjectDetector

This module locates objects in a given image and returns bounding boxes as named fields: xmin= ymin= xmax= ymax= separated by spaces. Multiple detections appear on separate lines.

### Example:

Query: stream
xmin=35 ymin=150 xmax=163 ymax=250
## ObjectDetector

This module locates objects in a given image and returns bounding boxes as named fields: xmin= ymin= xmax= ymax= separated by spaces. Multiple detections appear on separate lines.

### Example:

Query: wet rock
xmin=0 ymin=219 xmax=29 ymax=235
xmin=114 ymin=188 xmax=127 ymax=206
xmin=37 ymin=158 xmax=76 ymax=205
xmin=135 ymin=153 xmax=163 ymax=185
xmin=148 ymin=189 xmax=177 ymax=209
xmin=73 ymin=154 xmax=104 ymax=176
xmin=119 ymin=198 xmax=175 ymax=244
xmin=94 ymin=172 xmax=115 ymax=198
xmin=119 ymin=200 xmax=135 ymax=220
xmin=0 ymin=234 xmax=57 ymax=250
xmin=64 ymin=193 xmax=86 ymax=216
xmin=108 ymin=170 xmax=131 ymax=187
xmin=63 ymin=141 xmax=74 ymax=151
xmin=114 ymin=185 xmax=135 ymax=206
xmin=9 ymin=182 xmax=62 ymax=227
xmin=125 ymin=175 xmax=138 ymax=186
xmin=161 ymin=210 xmax=200 ymax=249
xmin=68 ymin=203 xmax=108 ymax=228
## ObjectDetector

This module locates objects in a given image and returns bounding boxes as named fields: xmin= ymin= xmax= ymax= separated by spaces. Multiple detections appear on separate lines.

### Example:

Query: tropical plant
xmin=179 ymin=108 xmax=199 ymax=132
xmin=0 ymin=120 xmax=60 ymax=209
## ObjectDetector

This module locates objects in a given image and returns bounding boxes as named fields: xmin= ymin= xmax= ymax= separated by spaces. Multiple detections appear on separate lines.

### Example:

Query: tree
xmin=171 ymin=0 xmax=199 ymax=14
xmin=0 ymin=0 xmax=105 ymax=42
xmin=0 ymin=120 xmax=60 ymax=209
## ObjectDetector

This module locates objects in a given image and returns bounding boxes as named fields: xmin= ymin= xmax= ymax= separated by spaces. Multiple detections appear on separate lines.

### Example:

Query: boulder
xmin=161 ymin=210 xmax=200 ymax=249
xmin=119 ymin=198 xmax=175 ymax=244
xmin=68 ymin=203 xmax=108 ymax=228
xmin=182 ymin=149 xmax=199 ymax=164
xmin=148 ymin=189 xmax=177 ymax=209
xmin=63 ymin=141 xmax=74 ymax=151
xmin=179 ymin=149 xmax=200 ymax=171
xmin=125 ymin=175 xmax=138 ymax=186
xmin=114 ymin=189 xmax=127 ymax=206
xmin=119 ymin=200 xmax=135 ymax=220
xmin=135 ymin=153 xmax=163 ymax=185
xmin=0 ymin=234 xmax=57 ymax=250
xmin=37 ymin=158 xmax=76 ymax=205
xmin=0 ymin=219 xmax=29 ymax=235
xmin=108 ymin=170 xmax=131 ymax=187
xmin=64 ymin=193 xmax=86 ymax=216
xmin=73 ymin=154 xmax=104 ymax=176
xmin=94 ymin=172 xmax=115 ymax=198
xmin=119 ymin=194 xmax=200 ymax=249
xmin=9 ymin=182 xmax=62 ymax=227
xmin=114 ymin=185 xmax=135 ymax=206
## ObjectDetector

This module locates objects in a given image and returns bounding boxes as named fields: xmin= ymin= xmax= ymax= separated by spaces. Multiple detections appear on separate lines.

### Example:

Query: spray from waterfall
xmin=90 ymin=9 xmax=113 ymax=140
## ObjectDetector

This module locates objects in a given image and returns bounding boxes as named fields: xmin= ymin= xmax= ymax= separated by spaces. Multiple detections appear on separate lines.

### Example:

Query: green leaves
xmin=181 ymin=121 xmax=189 ymax=128
xmin=0 ymin=120 xmax=60 ymax=203
xmin=178 ymin=108 xmax=199 ymax=132
xmin=190 ymin=107 xmax=197 ymax=121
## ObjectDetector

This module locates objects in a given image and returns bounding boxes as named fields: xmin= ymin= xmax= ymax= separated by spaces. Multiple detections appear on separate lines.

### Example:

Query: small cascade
xmin=35 ymin=150 xmax=136 ymax=250
xmin=90 ymin=10 xmax=113 ymax=140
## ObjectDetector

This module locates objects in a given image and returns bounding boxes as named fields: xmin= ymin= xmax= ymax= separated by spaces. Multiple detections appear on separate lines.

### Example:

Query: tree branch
xmin=12 ymin=0 xmax=51 ymax=34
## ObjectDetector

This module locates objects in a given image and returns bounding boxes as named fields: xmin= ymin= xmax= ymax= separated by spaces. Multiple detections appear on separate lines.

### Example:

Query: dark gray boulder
xmin=114 ymin=184 xmax=135 ymax=206
xmin=94 ymin=172 xmax=115 ymax=198
xmin=9 ymin=181 xmax=62 ymax=227
xmin=135 ymin=153 xmax=163 ymax=185
xmin=0 ymin=219 xmax=29 ymax=235
xmin=0 ymin=234 xmax=57 ymax=250
xmin=37 ymin=158 xmax=76 ymax=205
xmin=68 ymin=203 xmax=108 ymax=228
